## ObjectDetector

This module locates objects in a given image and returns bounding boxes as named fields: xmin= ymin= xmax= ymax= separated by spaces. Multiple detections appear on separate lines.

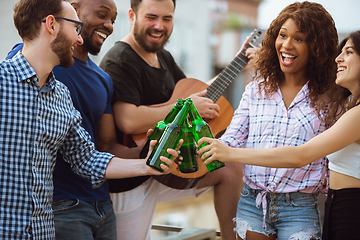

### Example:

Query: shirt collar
xmin=275 ymin=81 xmax=310 ymax=109
xmin=292 ymin=81 xmax=309 ymax=105
xmin=11 ymin=50 xmax=56 ymax=90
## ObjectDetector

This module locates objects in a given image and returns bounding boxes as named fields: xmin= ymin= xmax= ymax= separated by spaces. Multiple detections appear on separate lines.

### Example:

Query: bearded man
xmin=2 ymin=0 xmax=178 ymax=239
xmin=100 ymin=0 xmax=243 ymax=239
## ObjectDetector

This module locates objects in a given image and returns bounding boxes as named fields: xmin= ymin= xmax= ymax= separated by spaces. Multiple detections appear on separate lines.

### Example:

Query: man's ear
xmin=128 ymin=8 xmax=135 ymax=23
xmin=43 ymin=15 xmax=57 ymax=36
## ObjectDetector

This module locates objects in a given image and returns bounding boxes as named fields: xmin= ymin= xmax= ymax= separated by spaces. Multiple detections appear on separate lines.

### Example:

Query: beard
xmin=80 ymin=28 xmax=101 ymax=56
xmin=133 ymin=20 xmax=171 ymax=53
xmin=51 ymin=29 xmax=74 ymax=68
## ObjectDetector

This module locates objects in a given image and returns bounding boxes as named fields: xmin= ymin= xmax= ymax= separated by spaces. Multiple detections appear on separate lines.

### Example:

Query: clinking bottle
xmin=139 ymin=99 xmax=184 ymax=159
xmin=188 ymin=99 xmax=225 ymax=172
xmin=146 ymin=100 xmax=189 ymax=172
xmin=178 ymin=117 xmax=198 ymax=173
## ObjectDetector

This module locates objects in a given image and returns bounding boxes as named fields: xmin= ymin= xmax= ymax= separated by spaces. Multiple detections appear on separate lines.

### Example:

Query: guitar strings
xmin=205 ymin=47 xmax=250 ymax=101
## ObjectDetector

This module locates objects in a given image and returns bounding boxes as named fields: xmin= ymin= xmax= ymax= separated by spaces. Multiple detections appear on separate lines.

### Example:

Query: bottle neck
xmin=164 ymin=100 xmax=184 ymax=124
xmin=188 ymin=102 xmax=202 ymax=122
xmin=171 ymin=102 xmax=189 ymax=126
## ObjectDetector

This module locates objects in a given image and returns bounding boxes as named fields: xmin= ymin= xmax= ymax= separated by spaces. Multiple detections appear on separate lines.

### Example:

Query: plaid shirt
xmin=0 ymin=52 xmax=114 ymax=239
xmin=220 ymin=80 xmax=328 ymax=194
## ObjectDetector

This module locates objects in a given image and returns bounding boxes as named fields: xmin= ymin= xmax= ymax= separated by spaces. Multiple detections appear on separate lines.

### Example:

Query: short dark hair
xmin=131 ymin=0 xmax=176 ymax=14
xmin=13 ymin=0 xmax=64 ymax=41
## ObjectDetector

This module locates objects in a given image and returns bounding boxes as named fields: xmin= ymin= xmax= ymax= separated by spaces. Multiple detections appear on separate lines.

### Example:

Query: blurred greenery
xmin=226 ymin=14 xmax=245 ymax=29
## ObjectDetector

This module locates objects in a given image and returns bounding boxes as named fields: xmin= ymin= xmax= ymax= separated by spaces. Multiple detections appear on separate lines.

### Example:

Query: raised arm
xmin=199 ymin=105 xmax=360 ymax=168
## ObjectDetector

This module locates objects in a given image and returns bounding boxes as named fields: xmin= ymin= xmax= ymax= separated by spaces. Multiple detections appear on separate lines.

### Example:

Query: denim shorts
xmin=234 ymin=184 xmax=322 ymax=240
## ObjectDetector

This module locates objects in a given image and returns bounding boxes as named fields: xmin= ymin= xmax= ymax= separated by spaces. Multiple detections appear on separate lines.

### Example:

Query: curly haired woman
xmin=200 ymin=31 xmax=360 ymax=240
xmin=207 ymin=2 xmax=338 ymax=239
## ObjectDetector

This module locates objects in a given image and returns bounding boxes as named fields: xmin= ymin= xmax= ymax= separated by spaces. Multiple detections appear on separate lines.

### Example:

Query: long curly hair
xmin=324 ymin=30 xmax=360 ymax=125
xmin=253 ymin=1 xmax=338 ymax=123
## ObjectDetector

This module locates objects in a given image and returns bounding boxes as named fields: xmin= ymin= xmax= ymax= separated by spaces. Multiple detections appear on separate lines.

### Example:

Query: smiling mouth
xmin=147 ymin=28 xmax=166 ymax=41
xmin=95 ymin=31 xmax=108 ymax=42
xmin=149 ymin=32 xmax=162 ymax=40
xmin=281 ymin=53 xmax=296 ymax=64
xmin=337 ymin=67 xmax=346 ymax=73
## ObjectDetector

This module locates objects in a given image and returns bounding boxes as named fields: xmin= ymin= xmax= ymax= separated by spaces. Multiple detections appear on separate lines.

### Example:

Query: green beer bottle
xmin=140 ymin=99 xmax=184 ymax=159
xmin=146 ymin=100 xmax=189 ymax=172
xmin=188 ymin=99 xmax=225 ymax=172
xmin=178 ymin=118 xmax=198 ymax=173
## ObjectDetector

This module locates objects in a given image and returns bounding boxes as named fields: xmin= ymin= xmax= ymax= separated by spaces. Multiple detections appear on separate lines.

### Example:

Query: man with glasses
xmin=42 ymin=17 xmax=83 ymax=35
xmin=2 ymin=0 xmax=178 ymax=239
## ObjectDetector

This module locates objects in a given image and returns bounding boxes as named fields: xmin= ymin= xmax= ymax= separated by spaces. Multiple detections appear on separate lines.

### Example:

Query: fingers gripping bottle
xmin=146 ymin=100 xmax=189 ymax=172
xmin=188 ymin=99 xmax=225 ymax=172
xmin=139 ymin=99 xmax=184 ymax=159
xmin=178 ymin=117 xmax=199 ymax=173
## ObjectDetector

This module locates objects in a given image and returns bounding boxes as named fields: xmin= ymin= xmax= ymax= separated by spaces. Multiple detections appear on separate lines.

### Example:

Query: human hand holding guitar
xmin=188 ymin=89 xmax=220 ymax=119
xmin=239 ymin=37 xmax=260 ymax=71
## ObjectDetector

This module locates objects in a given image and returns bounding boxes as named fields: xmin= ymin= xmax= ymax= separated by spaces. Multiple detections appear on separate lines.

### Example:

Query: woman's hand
xmin=197 ymin=137 xmax=232 ymax=165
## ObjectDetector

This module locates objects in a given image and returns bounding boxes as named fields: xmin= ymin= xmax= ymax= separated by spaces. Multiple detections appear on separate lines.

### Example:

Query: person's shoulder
xmin=345 ymin=105 xmax=360 ymax=119
xmin=86 ymin=56 xmax=103 ymax=71
xmin=244 ymin=80 xmax=259 ymax=90
xmin=100 ymin=41 xmax=139 ymax=68
xmin=1 ymin=44 xmax=25 ymax=79
xmin=242 ymin=79 xmax=268 ymax=99
xmin=53 ymin=78 xmax=75 ymax=100
xmin=0 ymin=58 xmax=13 ymax=69
xmin=0 ymin=51 xmax=27 ymax=76
xmin=105 ymin=41 xmax=135 ymax=58
xmin=158 ymin=48 xmax=175 ymax=61
xmin=118 ymin=42 xmax=142 ymax=60
xmin=53 ymin=61 xmax=78 ymax=80
xmin=51 ymin=78 xmax=70 ymax=98
xmin=54 ymin=77 xmax=69 ymax=90
xmin=87 ymin=57 xmax=112 ymax=82
xmin=0 ymin=60 xmax=14 ymax=79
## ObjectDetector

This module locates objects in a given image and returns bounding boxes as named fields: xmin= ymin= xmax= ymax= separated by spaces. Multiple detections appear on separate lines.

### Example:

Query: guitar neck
xmin=204 ymin=45 xmax=251 ymax=102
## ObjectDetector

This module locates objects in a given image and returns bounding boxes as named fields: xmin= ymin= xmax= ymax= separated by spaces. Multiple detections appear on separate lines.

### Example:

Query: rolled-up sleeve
xmin=60 ymin=108 xmax=115 ymax=188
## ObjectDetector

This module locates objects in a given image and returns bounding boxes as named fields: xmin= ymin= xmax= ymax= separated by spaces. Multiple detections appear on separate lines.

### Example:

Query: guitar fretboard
xmin=205 ymin=45 xmax=251 ymax=102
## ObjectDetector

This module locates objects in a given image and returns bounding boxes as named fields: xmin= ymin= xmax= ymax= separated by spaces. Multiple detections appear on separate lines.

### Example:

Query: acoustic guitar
xmin=136 ymin=28 xmax=265 ymax=189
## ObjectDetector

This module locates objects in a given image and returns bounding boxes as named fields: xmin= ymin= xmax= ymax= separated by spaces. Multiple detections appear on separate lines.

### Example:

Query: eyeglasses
xmin=42 ymin=17 xmax=83 ymax=35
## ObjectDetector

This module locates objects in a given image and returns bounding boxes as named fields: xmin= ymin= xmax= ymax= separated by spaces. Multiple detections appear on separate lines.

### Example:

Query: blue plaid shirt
xmin=0 ymin=51 xmax=114 ymax=239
